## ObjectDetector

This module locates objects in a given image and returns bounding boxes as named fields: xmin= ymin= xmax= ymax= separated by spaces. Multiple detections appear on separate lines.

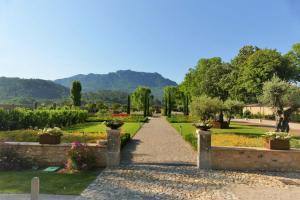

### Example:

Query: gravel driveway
xmin=79 ymin=117 xmax=300 ymax=200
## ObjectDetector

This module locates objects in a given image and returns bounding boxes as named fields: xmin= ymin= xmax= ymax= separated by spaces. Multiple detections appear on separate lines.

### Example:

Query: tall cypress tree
xmin=186 ymin=95 xmax=189 ymax=115
xmin=143 ymin=91 xmax=147 ymax=117
xmin=167 ymin=90 xmax=172 ymax=117
xmin=71 ymin=80 xmax=82 ymax=107
xmin=127 ymin=95 xmax=131 ymax=114
xmin=164 ymin=97 xmax=168 ymax=116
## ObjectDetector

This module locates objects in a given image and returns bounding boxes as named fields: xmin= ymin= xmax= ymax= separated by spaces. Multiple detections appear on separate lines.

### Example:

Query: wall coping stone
xmin=3 ymin=141 xmax=107 ymax=148
xmin=212 ymin=146 xmax=300 ymax=153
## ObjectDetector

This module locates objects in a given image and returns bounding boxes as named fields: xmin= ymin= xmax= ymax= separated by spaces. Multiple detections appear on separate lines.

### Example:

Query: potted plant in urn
xmin=38 ymin=127 xmax=63 ymax=144
xmin=193 ymin=120 xmax=212 ymax=131
xmin=264 ymin=131 xmax=291 ymax=150
xmin=104 ymin=120 xmax=124 ymax=130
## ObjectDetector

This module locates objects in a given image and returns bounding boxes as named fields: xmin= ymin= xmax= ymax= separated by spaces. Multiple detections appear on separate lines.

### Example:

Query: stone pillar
xmin=106 ymin=129 xmax=121 ymax=167
xmin=197 ymin=129 xmax=211 ymax=169
xmin=31 ymin=177 xmax=39 ymax=200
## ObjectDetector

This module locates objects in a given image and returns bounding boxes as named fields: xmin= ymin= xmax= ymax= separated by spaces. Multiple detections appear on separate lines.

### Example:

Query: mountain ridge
xmin=55 ymin=70 xmax=177 ymax=98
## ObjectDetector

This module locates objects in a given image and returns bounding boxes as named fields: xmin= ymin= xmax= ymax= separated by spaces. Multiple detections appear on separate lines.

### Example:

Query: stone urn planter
xmin=105 ymin=120 xmax=123 ymax=167
xmin=38 ymin=127 xmax=63 ymax=145
xmin=264 ymin=139 xmax=290 ymax=150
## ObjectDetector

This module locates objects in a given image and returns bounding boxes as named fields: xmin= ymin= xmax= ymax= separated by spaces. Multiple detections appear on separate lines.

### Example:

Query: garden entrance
xmin=121 ymin=117 xmax=197 ymax=165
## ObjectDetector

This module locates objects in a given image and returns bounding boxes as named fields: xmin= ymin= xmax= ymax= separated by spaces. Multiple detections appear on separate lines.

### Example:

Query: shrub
xmin=86 ymin=114 xmax=147 ymax=123
xmin=0 ymin=146 xmax=33 ymax=170
xmin=38 ymin=127 xmax=64 ymax=137
xmin=167 ymin=115 xmax=199 ymax=123
xmin=243 ymin=110 xmax=252 ymax=118
xmin=66 ymin=142 xmax=96 ymax=171
xmin=121 ymin=133 xmax=131 ymax=148
xmin=0 ymin=108 xmax=88 ymax=131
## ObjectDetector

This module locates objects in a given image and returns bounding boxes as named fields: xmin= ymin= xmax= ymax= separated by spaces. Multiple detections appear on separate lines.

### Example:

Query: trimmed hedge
xmin=167 ymin=115 xmax=199 ymax=123
xmin=0 ymin=108 xmax=88 ymax=131
xmin=86 ymin=115 xmax=148 ymax=123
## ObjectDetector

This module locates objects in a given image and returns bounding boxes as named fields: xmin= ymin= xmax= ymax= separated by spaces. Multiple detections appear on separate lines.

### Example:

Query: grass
xmin=0 ymin=170 xmax=99 ymax=195
xmin=171 ymin=122 xmax=300 ymax=149
xmin=0 ymin=122 xmax=143 ymax=143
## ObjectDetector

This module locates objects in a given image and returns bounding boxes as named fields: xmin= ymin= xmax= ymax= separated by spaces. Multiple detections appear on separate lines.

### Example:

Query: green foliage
xmin=0 ymin=108 xmax=88 ymax=131
xmin=166 ymin=115 xmax=199 ymax=123
xmin=71 ymin=81 xmax=82 ymax=106
xmin=190 ymin=95 xmax=223 ymax=120
xmin=260 ymin=76 xmax=300 ymax=112
xmin=83 ymin=90 xmax=129 ymax=105
xmin=224 ymin=99 xmax=244 ymax=123
xmin=127 ymin=95 xmax=131 ymax=114
xmin=121 ymin=133 xmax=131 ymax=148
xmin=0 ymin=170 xmax=98 ymax=194
xmin=163 ymin=86 xmax=177 ymax=117
xmin=86 ymin=114 xmax=148 ymax=123
xmin=180 ymin=43 xmax=300 ymax=104
xmin=38 ymin=127 xmax=64 ymax=137
xmin=67 ymin=142 xmax=96 ymax=171
xmin=131 ymin=87 xmax=151 ymax=116
xmin=243 ymin=110 xmax=252 ymax=118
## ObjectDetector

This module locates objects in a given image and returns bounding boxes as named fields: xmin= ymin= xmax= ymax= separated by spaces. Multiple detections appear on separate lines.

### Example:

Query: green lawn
xmin=0 ymin=170 xmax=99 ymax=195
xmin=0 ymin=122 xmax=143 ymax=143
xmin=171 ymin=122 xmax=300 ymax=149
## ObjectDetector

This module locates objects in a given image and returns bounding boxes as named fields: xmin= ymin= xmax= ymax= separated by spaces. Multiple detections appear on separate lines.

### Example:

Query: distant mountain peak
xmin=55 ymin=70 xmax=177 ymax=99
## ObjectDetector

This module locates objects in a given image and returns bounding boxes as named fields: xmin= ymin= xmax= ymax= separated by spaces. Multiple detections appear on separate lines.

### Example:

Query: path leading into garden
xmin=120 ymin=116 xmax=197 ymax=165
xmin=80 ymin=117 xmax=300 ymax=200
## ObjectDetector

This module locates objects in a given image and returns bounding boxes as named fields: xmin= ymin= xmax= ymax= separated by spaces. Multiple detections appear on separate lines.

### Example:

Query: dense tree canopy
xmin=181 ymin=43 xmax=300 ymax=104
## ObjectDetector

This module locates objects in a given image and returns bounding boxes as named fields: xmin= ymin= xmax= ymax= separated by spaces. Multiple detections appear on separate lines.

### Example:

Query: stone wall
xmin=1 ymin=142 xmax=107 ymax=167
xmin=197 ymin=130 xmax=300 ymax=172
xmin=211 ymin=146 xmax=300 ymax=171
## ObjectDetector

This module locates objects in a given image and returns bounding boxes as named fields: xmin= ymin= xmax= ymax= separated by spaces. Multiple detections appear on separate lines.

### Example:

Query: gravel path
xmin=121 ymin=117 xmax=197 ymax=165
xmin=80 ymin=117 xmax=300 ymax=200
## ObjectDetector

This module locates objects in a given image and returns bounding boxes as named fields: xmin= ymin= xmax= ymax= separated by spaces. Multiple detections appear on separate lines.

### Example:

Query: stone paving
xmin=80 ymin=117 xmax=300 ymax=200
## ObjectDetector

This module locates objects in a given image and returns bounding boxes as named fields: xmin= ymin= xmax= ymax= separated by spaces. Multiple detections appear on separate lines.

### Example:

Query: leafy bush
xmin=243 ymin=110 xmax=252 ymax=118
xmin=0 ymin=108 xmax=88 ymax=131
xmin=86 ymin=114 xmax=147 ymax=123
xmin=66 ymin=142 xmax=96 ymax=171
xmin=264 ymin=131 xmax=291 ymax=140
xmin=121 ymin=133 xmax=131 ymax=148
xmin=38 ymin=127 xmax=64 ymax=137
xmin=167 ymin=115 xmax=199 ymax=123
xmin=0 ymin=146 xmax=33 ymax=170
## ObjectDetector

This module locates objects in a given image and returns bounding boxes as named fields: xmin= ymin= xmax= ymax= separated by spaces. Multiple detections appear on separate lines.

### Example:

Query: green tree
xmin=260 ymin=76 xmax=300 ymax=132
xmin=180 ymin=57 xmax=232 ymax=101
xmin=163 ymin=86 xmax=177 ymax=117
xmin=71 ymin=81 xmax=82 ymax=106
xmin=190 ymin=95 xmax=223 ymax=121
xmin=224 ymin=99 xmax=244 ymax=125
xmin=285 ymin=43 xmax=300 ymax=81
xmin=131 ymin=86 xmax=151 ymax=115
xmin=127 ymin=95 xmax=131 ymax=114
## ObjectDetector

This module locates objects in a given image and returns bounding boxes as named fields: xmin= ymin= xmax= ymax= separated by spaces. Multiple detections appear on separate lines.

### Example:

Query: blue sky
xmin=0 ymin=0 xmax=299 ymax=83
